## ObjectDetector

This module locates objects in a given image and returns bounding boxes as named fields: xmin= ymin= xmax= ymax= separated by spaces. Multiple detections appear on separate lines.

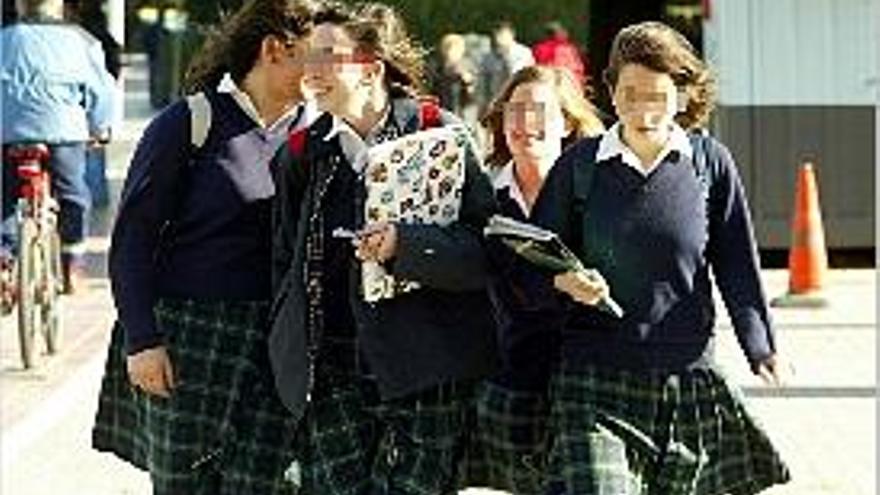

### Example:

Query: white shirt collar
xmin=217 ymin=73 xmax=305 ymax=132
xmin=596 ymin=122 xmax=693 ymax=175
xmin=322 ymin=106 xmax=392 ymax=173
xmin=491 ymin=162 xmax=530 ymax=216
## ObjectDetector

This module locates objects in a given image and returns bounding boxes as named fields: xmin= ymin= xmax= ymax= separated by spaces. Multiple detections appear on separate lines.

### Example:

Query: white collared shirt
xmin=217 ymin=73 xmax=311 ymax=132
xmin=322 ymin=106 xmax=392 ymax=174
xmin=596 ymin=122 xmax=693 ymax=175
xmin=491 ymin=162 xmax=530 ymax=216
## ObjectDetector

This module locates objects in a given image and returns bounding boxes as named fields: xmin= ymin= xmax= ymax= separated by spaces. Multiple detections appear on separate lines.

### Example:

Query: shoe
xmin=61 ymin=263 xmax=86 ymax=295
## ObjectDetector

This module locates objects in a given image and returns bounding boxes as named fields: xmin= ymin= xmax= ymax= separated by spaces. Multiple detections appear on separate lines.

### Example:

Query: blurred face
xmin=271 ymin=37 xmax=308 ymax=102
xmin=611 ymin=63 xmax=678 ymax=143
xmin=302 ymin=23 xmax=377 ymax=119
xmin=503 ymin=80 xmax=566 ymax=173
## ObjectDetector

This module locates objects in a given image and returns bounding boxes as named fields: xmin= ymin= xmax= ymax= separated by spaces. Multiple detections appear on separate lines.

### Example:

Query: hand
xmin=90 ymin=128 xmax=112 ymax=146
xmin=353 ymin=222 xmax=398 ymax=263
xmin=553 ymin=269 xmax=609 ymax=307
xmin=754 ymin=354 xmax=793 ymax=387
xmin=127 ymin=346 xmax=176 ymax=398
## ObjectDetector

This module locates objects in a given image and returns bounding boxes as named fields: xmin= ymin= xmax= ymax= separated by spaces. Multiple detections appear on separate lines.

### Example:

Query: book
xmin=360 ymin=124 xmax=471 ymax=302
xmin=483 ymin=215 xmax=624 ymax=317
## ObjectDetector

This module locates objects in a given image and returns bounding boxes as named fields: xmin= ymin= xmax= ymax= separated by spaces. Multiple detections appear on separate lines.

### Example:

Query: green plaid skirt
xmin=91 ymin=299 xmax=299 ymax=495
xmin=295 ymin=367 xmax=472 ymax=495
xmin=545 ymin=365 xmax=790 ymax=495
xmin=462 ymin=380 xmax=550 ymax=494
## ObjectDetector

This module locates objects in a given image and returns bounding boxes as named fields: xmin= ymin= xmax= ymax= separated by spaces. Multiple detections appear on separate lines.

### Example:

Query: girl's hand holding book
xmin=353 ymin=222 xmax=398 ymax=263
xmin=553 ymin=269 xmax=610 ymax=307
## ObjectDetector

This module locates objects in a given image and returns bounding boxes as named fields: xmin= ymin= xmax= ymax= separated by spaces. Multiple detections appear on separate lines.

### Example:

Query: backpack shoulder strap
xmin=154 ymin=94 xmax=211 ymax=257
xmin=570 ymin=137 xmax=601 ymax=218
xmin=569 ymin=137 xmax=601 ymax=253
xmin=287 ymin=127 xmax=308 ymax=157
xmin=688 ymin=131 xmax=714 ymax=199
xmin=156 ymin=92 xmax=211 ymax=250
xmin=418 ymin=96 xmax=442 ymax=130
xmin=185 ymin=92 xmax=212 ymax=150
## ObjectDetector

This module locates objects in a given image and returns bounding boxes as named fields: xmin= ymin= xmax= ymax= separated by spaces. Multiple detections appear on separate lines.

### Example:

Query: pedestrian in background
xmin=64 ymin=0 xmax=122 ymax=209
xmin=463 ymin=64 xmax=604 ymax=494
xmin=531 ymin=21 xmax=790 ymax=494
xmin=532 ymin=21 xmax=588 ymax=88
xmin=433 ymin=32 xmax=481 ymax=131
xmin=480 ymin=21 xmax=535 ymax=109
xmin=1 ymin=0 xmax=116 ymax=294
xmin=91 ymin=1 xmax=317 ymax=493
xmin=269 ymin=2 xmax=498 ymax=493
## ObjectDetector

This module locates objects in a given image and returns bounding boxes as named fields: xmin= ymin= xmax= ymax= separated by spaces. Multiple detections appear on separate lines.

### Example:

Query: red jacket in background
xmin=532 ymin=34 xmax=587 ymax=86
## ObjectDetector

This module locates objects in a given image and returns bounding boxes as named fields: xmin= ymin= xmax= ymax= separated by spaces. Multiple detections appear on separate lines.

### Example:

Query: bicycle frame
xmin=4 ymin=144 xmax=64 ymax=369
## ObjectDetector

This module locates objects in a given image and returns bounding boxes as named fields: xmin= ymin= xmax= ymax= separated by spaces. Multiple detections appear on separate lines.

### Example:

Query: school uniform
xmin=92 ymin=75 xmax=315 ymax=495
xmin=270 ymin=97 xmax=499 ymax=494
xmin=531 ymin=123 xmax=791 ymax=494
xmin=463 ymin=163 xmax=562 ymax=494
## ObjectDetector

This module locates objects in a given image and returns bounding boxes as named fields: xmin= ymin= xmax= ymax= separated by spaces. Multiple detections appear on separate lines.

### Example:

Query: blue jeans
xmin=85 ymin=144 xmax=110 ymax=208
xmin=2 ymin=142 xmax=90 ymax=268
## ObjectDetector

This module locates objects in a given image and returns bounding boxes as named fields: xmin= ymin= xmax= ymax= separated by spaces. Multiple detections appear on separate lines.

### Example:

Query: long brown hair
xmin=602 ymin=21 xmax=716 ymax=130
xmin=183 ymin=0 xmax=315 ymax=94
xmin=315 ymin=1 xmax=427 ymax=98
xmin=481 ymin=65 xmax=605 ymax=168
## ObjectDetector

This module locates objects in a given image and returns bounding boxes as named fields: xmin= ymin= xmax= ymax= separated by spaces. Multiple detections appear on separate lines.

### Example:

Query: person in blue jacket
xmin=531 ymin=21 xmax=791 ymax=494
xmin=1 ymin=0 xmax=116 ymax=293
xmin=91 ymin=1 xmax=317 ymax=493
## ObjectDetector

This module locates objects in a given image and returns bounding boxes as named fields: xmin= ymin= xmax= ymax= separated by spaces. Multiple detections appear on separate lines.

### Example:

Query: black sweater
xmin=531 ymin=134 xmax=776 ymax=373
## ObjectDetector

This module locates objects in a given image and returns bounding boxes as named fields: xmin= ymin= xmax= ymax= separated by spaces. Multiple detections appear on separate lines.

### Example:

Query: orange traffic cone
xmin=771 ymin=162 xmax=829 ymax=308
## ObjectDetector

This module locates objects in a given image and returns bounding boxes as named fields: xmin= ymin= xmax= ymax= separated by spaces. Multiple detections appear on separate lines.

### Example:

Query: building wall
xmin=704 ymin=0 xmax=877 ymax=248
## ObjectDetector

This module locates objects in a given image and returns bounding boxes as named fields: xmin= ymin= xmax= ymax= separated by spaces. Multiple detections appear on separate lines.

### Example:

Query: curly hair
xmin=481 ymin=65 xmax=605 ymax=168
xmin=602 ymin=21 xmax=716 ymax=130
xmin=315 ymin=1 xmax=427 ymax=98
xmin=183 ymin=0 xmax=315 ymax=94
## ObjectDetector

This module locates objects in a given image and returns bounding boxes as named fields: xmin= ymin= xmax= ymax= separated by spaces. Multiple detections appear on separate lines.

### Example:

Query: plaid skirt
xmin=295 ymin=367 xmax=472 ymax=495
xmin=545 ymin=365 xmax=791 ymax=495
xmin=91 ymin=299 xmax=299 ymax=495
xmin=461 ymin=380 xmax=550 ymax=494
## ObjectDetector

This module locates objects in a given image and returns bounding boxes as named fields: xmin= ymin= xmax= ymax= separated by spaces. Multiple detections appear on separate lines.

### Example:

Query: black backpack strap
xmin=569 ymin=137 xmax=601 ymax=254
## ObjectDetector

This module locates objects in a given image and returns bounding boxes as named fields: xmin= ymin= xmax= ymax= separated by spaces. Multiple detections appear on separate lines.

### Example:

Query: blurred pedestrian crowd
xmin=430 ymin=20 xmax=591 ymax=147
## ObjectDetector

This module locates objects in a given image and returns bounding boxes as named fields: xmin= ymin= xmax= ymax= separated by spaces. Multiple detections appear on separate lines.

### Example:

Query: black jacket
xmin=269 ymin=98 xmax=499 ymax=419
xmin=486 ymin=184 xmax=563 ymax=392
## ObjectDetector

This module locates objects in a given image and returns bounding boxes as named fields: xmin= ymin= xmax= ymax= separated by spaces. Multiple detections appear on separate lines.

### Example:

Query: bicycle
xmin=2 ymin=144 xmax=64 ymax=369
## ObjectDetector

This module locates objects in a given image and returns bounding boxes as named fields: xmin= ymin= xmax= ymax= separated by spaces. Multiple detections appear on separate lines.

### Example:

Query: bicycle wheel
xmin=17 ymin=216 xmax=40 ymax=369
xmin=43 ymin=229 xmax=63 ymax=354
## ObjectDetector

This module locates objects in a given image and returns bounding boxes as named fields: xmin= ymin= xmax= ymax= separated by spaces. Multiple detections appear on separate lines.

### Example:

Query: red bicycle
xmin=1 ymin=144 xmax=63 ymax=369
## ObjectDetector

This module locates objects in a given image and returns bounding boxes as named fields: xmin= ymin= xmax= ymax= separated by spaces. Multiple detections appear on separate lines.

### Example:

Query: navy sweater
xmin=110 ymin=92 xmax=301 ymax=353
xmin=531 ymin=135 xmax=776 ymax=372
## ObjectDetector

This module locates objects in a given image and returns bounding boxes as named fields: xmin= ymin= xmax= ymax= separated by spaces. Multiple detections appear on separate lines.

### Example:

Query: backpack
xmin=186 ymin=92 xmax=213 ymax=150
xmin=571 ymin=132 xmax=715 ymax=254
